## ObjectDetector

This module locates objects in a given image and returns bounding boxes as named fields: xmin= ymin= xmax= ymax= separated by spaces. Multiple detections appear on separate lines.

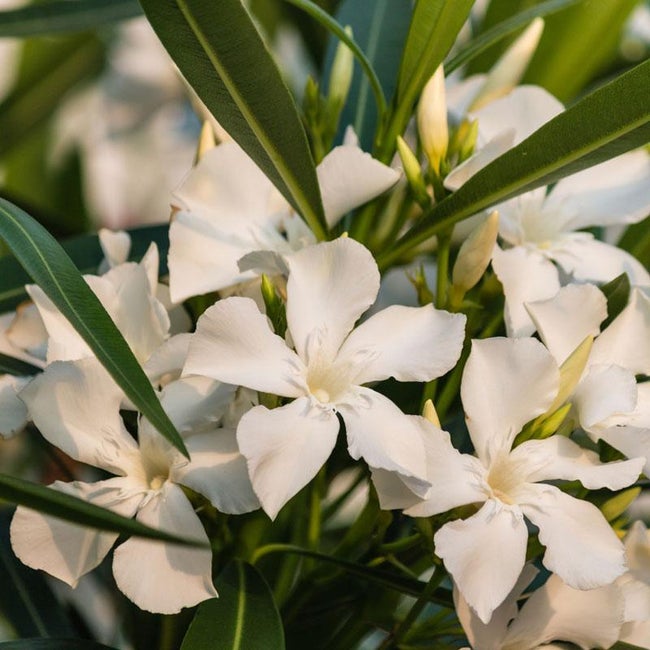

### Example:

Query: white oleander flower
xmin=372 ymin=337 xmax=643 ymax=623
xmin=183 ymin=237 xmax=466 ymax=518
xmin=11 ymin=356 xmax=257 ymax=614
xmin=167 ymin=137 xmax=400 ymax=303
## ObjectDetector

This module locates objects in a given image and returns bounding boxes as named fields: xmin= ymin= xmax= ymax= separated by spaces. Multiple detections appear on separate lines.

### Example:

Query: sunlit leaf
xmin=139 ymin=0 xmax=327 ymax=239
xmin=181 ymin=562 xmax=284 ymax=650
xmin=0 ymin=0 xmax=141 ymax=37
xmin=0 ymin=199 xmax=187 ymax=456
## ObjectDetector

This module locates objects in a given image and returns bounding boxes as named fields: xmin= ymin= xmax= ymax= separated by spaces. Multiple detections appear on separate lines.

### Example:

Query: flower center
xmin=486 ymin=454 xmax=526 ymax=506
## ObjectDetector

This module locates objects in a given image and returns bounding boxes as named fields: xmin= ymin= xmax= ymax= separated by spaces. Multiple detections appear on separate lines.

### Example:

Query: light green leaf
xmin=0 ymin=199 xmax=188 ymax=457
xmin=379 ymin=59 xmax=650 ymax=267
xmin=0 ymin=0 xmax=141 ymax=37
xmin=0 ymin=223 xmax=169 ymax=314
xmin=0 ymin=474 xmax=204 ymax=547
xmin=523 ymin=0 xmax=640 ymax=102
xmin=446 ymin=0 xmax=582 ymax=74
xmin=139 ymin=0 xmax=327 ymax=239
xmin=323 ymin=0 xmax=411 ymax=150
xmin=377 ymin=0 xmax=473 ymax=160
xmin=181 ymin=562 xmax=284 ymax=650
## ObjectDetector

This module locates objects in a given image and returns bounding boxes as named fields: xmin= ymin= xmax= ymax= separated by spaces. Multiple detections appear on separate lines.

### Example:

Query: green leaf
xmin=181 ymin=562 xmax=284 ymax=650
xmin=0 ymin=641 xmax=118 ymax=649
xmin=0 ymin=199 xmax=188 ymax=457
xmin=600 ymin=273 xmax=631 ymax=330
xmin=0 ymin=510 xmax=75 ymax=638
xmin=0 ymin=474 xmax=204 ymax=548
xmin=376 ymin=0 xmax=473 ymax=160
xmin=139 ymin=0 xmax=327 ymax=240
xmin=618 ymin=214 xmax=650 ymax=271
xmin=523 ymin=0 xmax=639 ymax=102
xmin=252 ymin=544 xmax=452 ymax=606
xmin=0 ymin=223 xmax=169 ymax=314
xmin=445 ymin=0 xmax=583 ymax=74
xmin=610 ymin=644 xmax=647 ymax=650
xmin=379 ymin=59 xmax=650 ymax=267
xmin=0 ymin=0 xmax=141 ymax=37
xmin=0 ymin=353 xmax=41 ymax=376
xmin=323 ymin=0 xmax=411 ymax=150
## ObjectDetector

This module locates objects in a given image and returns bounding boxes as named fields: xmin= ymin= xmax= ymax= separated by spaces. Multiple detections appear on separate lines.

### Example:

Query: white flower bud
xmin=470 ymin=18 xmax=545 ymax=111
xmin=397 ymin=136 xmax=430 ymax=206
xmin=328 ymin=26 xmax=354 ymax=110
xmin=452 ymin=210 xmax=499 ymax=292
xmin=422 ymin=399 xmax=441 ymax=429
xmin=417 ymin=65 xmax=448 ymax=174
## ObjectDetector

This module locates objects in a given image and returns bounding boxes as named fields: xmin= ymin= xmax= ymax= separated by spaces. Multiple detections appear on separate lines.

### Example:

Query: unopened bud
xmin=422 ymin=399 xmax=441 ymax=428
xmin=328 ymin=26 xmax=354 ymax=112
xmin=470 ymin=18 xmax=544 ymax=111
xmin=397 ymin=136 xmax=430 ymax=207
xmin=417 ymin=65 xmax=448 ymax=174
xmin=548 ymin=336 xmax=593 ymax=413
xmin=195 ymin=121 xmax=217 ymax=162
xmin=452 ymin=211 xmax=499 ymax=293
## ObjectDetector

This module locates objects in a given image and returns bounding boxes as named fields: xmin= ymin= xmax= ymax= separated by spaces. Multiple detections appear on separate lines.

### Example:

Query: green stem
xmin=378 ymin=565 xmax=448 ymax=649
xmin=435 ymin=229 xmax=452 ymax=309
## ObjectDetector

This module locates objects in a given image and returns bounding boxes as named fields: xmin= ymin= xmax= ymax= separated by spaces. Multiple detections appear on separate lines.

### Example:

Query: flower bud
xmin=396 ymin=136 xmax=430 ymax=207
xmin=417 ymin=65 xmax=448 ymax=174
xmin=470 ymin=18 xmax=545 ymax=111
xmin=451 ymin=210 xmax=499 ymax=293
xmin=327 ymin=27 xmax=354 ymax=112
xmin=422 ymin=399 xmax=441 ymax=428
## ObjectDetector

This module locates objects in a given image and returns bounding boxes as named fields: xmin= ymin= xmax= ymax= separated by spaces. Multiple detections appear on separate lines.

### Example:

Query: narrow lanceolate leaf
xmin=0 ymin=354 xmax=41 ymax=377
xmin=377 ymin=0 xmax=473 ymax=159
xmin=0 ymin=474 xmax=205 ymax=548
xmin=322 ymin=0 xmax=411 ymax=150
xmin=0 ymin=640 xmax=119 ymax=649
xmin=445 ymin=0 xmax=583 ymax=74
xmin=0 ymin=199 xmax=188 ymax=457
xmin=0 ymin=223 xmax=169 ymax=314
xmin=0 ymin=0 xmax=141 ymax=37
xmin=379 ymin=59 xmax=650 ymax=268
xmin=181 ymin=562 xmax=284 ymax=650
xmin=139 ymin=0 xmax=327 ymax=240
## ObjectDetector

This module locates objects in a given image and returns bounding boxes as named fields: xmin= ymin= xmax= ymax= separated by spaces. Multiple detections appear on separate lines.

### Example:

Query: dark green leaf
xmin=0 ymin=510 xmax=75 ymax=637
xmin=379 ymin=59 xmax=650 ymax=267
xmin=139 ymin=0 xmax=327 ymax=239
xmin=252 ymin=544 xmax=452 ymax=606
xmin=0 ymin=199 xmax=187 ymax=456
xmin=446 ymin=0 xmax=582 ymax=74
xmin=0 ymin=354 xmax=41 ymax=376
xmin=523 ymin=0 xmax=639 ymax=102
xmin=600 ymin=273 xmax=631 ymax=330
xmin=0 ymin=641 xmax=118 ymax=649
xmin=0 ymin=474 xmax=205 ymax=547
xmin=181 ymin=562 xmax=284 ymax=650
xmin=0 ymin=0 xmax=141 ymax=37
xmin=323 ymin=0 xmax=411 ymax=150
xmin=0 ymin=223 xmax=169 ymax=314
xmin=617 ymin=214 xmax=650 ymax=271
xmin=610 ymin=644 xmax=647 ymax=650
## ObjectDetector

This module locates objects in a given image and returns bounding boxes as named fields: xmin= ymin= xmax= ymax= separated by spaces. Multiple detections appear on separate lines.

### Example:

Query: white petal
xmin=175 ymin=427 xmax=259 ymax=514
xmin=545 ymin=149 xmax=650 ymax=230
xmin=160 ymin=376 xmax=236 ymax=434
xmin=340 ymin=389 xmax=429 ymax=493
xmin=520 ymin=484 xmax=626 ymax=589
xmin=434 ymin=500 xmax=528 ymax=624
xmin=551 ymin=237 xmax=650 ymax=286
xmin=505 ymin=573 xmax=624 ymax=650
xmin=591 ymin=288 xmax=650 ymax=375
xmin=574 ymin=364 xmax=638 ymax=428
xmin=0 ymin=374 xmax=30 ymax=438
xmin=316 ymin=145 xmax=399 ymax=227
xmin=4 ymin=303 xmax=47 ymax=361
xmin=461 ymin=337 xmax=559 ymax=463
xmin=98 ymin=228 xmax=131 ymax=268
xmin=112 ymin=483 xmax=216 ymax=614
xmin=144 ymin=332 xmax=192 ymax=386
xmin=19 ymin=358 xmax=140 ymax=475
xmin=10 ymin=478 xmax=141 ymax=587
xmin=173 ymin=141 xmax=274 ymax=219
xmin=511 ymin=435 xmax=643 ymax=490
xmin=185 ymin=296 xmax=305 ymax=398
xmin=237 ymin=397 xmax=339 ymax=519
xmin=285 ymin=238 xmax=379 ymax=362
xmin=624 ymin=520 xmax=650 ymax=579
xmin=526 ymin=283 xmax=607 ymax=365
xmin=337 ymin=304 xmax=466 ymax=384
xmin=492 ymin=245 xmax=561 ymax=337
xmin=592 ymin=424 xmax=650 ymax=476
